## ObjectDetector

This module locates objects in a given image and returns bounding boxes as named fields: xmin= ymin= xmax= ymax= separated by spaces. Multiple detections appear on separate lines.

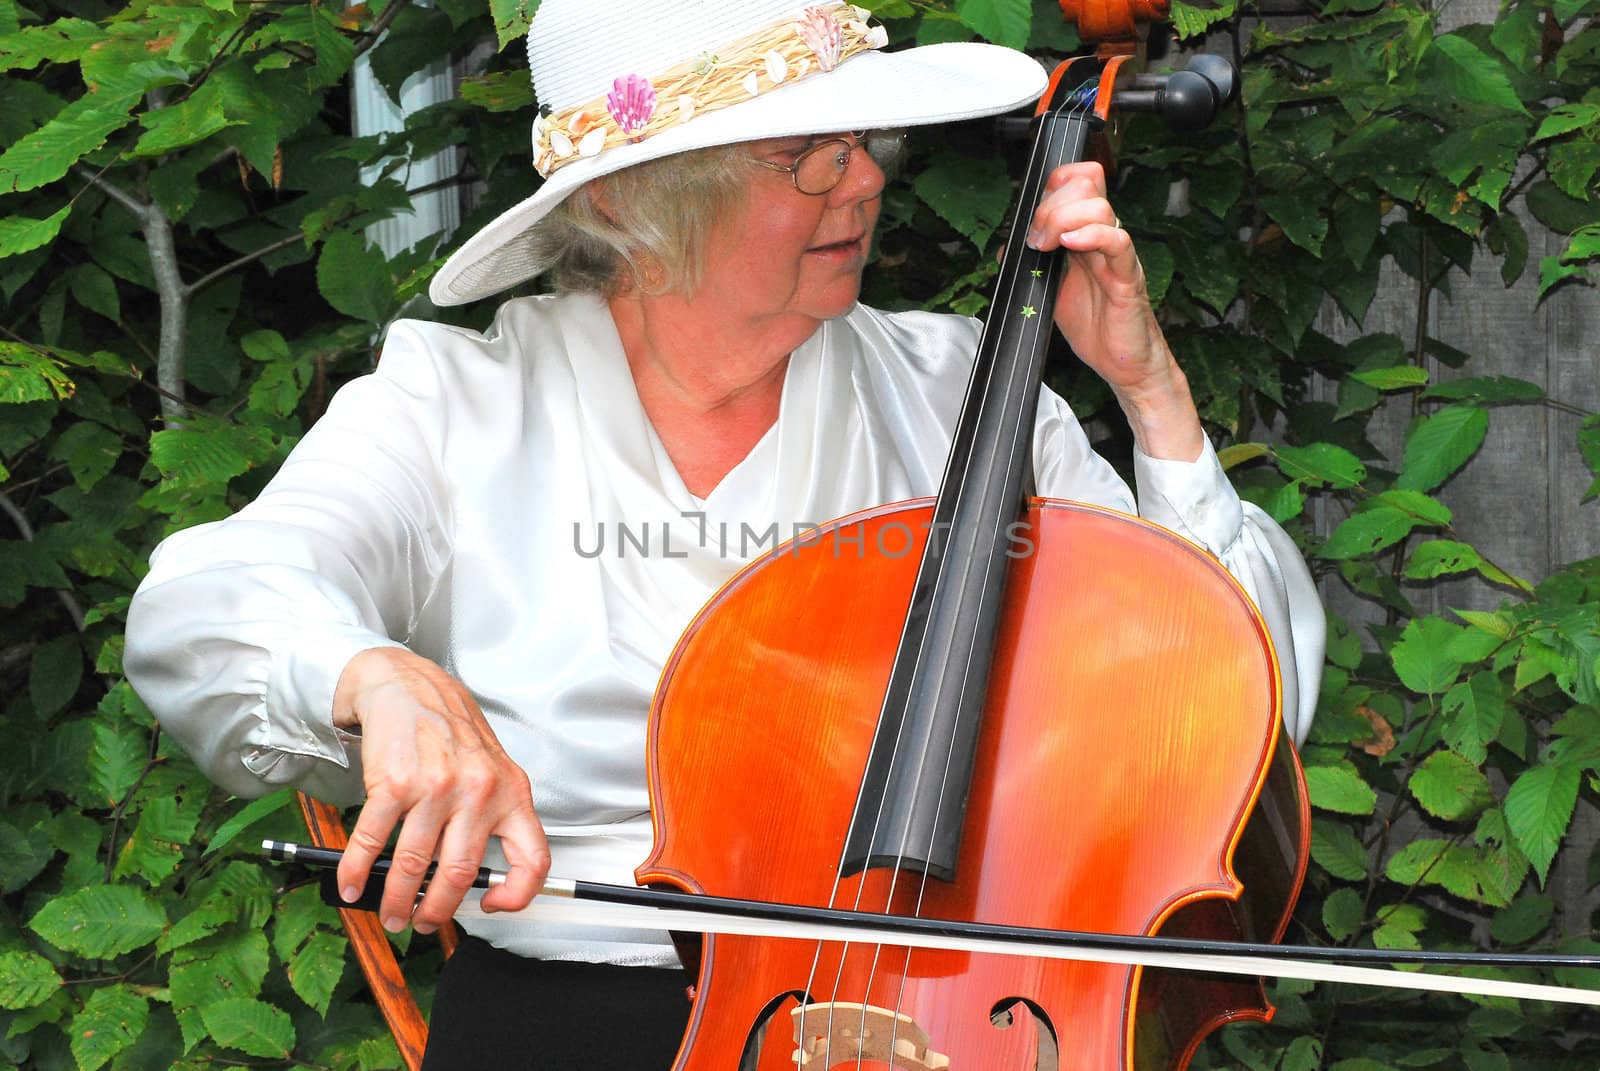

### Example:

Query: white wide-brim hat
xmin=429 ymin=0 xmax=1047 ymax=306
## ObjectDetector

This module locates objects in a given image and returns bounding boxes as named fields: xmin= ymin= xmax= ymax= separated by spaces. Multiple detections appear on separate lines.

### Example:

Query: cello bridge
xmin=791 ymin=1002 xmax=950 ymax=1070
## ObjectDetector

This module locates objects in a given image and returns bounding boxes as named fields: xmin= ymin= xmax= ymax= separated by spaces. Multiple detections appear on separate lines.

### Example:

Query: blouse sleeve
xmin=1033 ymin=388 xmax=1325 ymax=746
xmin=123 ymin=324 xmax=455 ymax=802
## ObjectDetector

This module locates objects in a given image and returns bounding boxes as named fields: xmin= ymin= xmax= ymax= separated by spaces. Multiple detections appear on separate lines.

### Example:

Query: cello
xmin=636 ymin=2 xmax=1310 ymax=1067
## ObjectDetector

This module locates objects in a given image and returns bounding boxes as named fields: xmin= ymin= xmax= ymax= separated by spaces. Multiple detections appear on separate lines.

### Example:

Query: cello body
xmin=640 ymin=499 xmax=1310 ymax=1070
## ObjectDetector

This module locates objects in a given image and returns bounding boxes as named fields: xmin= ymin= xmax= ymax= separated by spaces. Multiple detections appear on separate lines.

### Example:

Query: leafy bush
xmin=0 ymin=0 xmax=1595 ymax=1068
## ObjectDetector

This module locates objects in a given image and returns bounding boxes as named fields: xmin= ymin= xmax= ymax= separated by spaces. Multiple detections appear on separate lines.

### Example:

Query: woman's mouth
xmin=807 ymin=235 xmax=866 ymax=257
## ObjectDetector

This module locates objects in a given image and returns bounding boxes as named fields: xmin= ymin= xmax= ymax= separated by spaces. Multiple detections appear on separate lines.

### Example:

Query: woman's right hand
xmin=331 ymin=647 xmax=550 ymax=934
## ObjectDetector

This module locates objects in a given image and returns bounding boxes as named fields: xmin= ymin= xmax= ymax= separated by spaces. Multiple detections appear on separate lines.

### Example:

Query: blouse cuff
xmin=1132 ymin=439 xmax=1244 ymax=558
xmin=249 ymin=625 xmax=404 ymax=778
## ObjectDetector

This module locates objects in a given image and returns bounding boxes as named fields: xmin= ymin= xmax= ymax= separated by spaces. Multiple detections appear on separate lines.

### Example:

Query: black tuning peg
xmin=1117 ymin=54 xmax=1240 ymax=132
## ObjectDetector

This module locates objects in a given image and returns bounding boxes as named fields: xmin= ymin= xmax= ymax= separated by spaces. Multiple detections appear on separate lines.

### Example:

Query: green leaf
xmin=955 ymin=0 xmax=1030 ymax=48
xmin=1455 ymin=608 xmax=1512 ymax=639
xmin=272 ymin=883 xmax=335 ymax=962
xmin=1310 ymin=817 xmax=1370 ymax=880
xmin=1462 ymin=1047 xmax=1511 ymax=1071
xmin=1504 ymin=763 xmax=1580 ymax=885
xmin=207 ymin=788 xmax=296 ymax=856
xmin=1391 ymin=617 xmax=1464 ymax=695
xmin=1320 ymin=491 xmax=1450 ymax=560
xmin=1350 ymin=365 xmax=1428 ymax=391
xmin=1139 ymin=239 xmax=1174 ymax=306
xmin=162 ymin=863 xmax=275 ymax=954
xmin=1485 ymin=211 xmax=1529 ymax=287
xmin=71 ymin=985 xmax=148 ymax=1071
xmin=1442 ymin=676 xmax=1507 ymax=766
xmin=1404 ymin=539 xmax=1482 ymax=581
xmin=1580 ymin=414 xmax=1600 ymax=502
xmin=0 ymin=341 xmax=74 ymax=403
xmin=171 ymin=928 xmax=271 ymax=1047
xmin=29 ymin=633 xmax=81 ymax=717
xmin=1465 ymin=1006 xmax=1525 ymax=1040
xmin=1374 ymin=489 xmax=1453 ymax=526
xmin=148 ymin=425 xmax=255 ymax=488
xmin=116 ymin=794 xmax=201 ymax=884
xmin=0 ymin=816 xmax=55 ymax=892
xmin=489 ymin=0 xmax=537 ymax=50
xmin=1408 ymin=750 xmax=1492 ymax=821
xmin=1321 ymin=886 xmax=1364 ymax=941
xmin=49 ymin=419 xmax=122 ymax=492
xmin=1397 ymin=404 xmax=1489 ymax=492
xmin=1420 ymin=35 xmax=1527 ymax=116
xmin=0 ymin=17 xmax=104 ymax=72
xmin=1170 ymin=0 xmax=1238 ymax=41
xmin=1217 ymin=442 xmax=1270 ymax=470
xmin=1527 ymin=180 xmax=1597 ymax=236
xmin=1539 ymin=253 xmax=1592 ymax=297
xmin=316 ymin=231 xmax=395 ymax=322
xmin=1549 ymin=140 xmax=1600 ymax=201
xmin=288 ymin=930 xmax=347 ymax=1016
xmin=1422 ymin=375 xmax=1543 ymax=404
xmin=1489 ymin=894 xmax=1553 ymax=945
xmin=1304 ymin=762 xmax=1377 ymax=815
xmin=0 ymin=89 xmax=140 ymax=194
xmin=1273 ymin=443 xmax=1365 ymax=488
xmin=91 ymin=720 xmax=147 ymax=807
xmin=64 ymin=261 xmax=120 ymax=322
xmin=1281 ymin=1036 xmax=1323 ymax=1071
xmin=913 ymin=151 xmax=1013 ymax=250
xmin=200 ymin=997 xmax=295 ymax=1059
xmin=132 ymin=85 xmax=238 ymax=158
xmin=458 ymin=69 xmax=534 ymax=113
xmin=1384 ymin=839 xmax=1507 ymax=905
xmin=28 ymin=884 xmax=167 ymax=958
xmin=1259 ymin=191 xmax=1327 ymax=255
xmin=1263 ymin=479 xmax=1304 ymax=523
xmin=0 ymin=204 xmax=70 ymax=259
xmin=0 ymin=950 xmax=59 ymax=1009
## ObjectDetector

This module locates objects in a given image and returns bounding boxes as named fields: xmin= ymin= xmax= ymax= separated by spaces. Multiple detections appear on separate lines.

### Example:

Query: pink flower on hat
xmin=796 ymin=6 xmax=844 ymax=72
xmin=606 ymin=74 xmax=657 ymax=138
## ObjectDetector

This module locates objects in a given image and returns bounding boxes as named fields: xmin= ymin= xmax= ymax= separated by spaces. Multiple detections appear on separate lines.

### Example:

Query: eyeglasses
xmin=754 ymin=130 xmax=906 ymax=195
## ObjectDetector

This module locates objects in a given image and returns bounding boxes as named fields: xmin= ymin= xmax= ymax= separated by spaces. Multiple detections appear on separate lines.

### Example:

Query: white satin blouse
xmin=124 ymin=293 xmax=1324 ymax=965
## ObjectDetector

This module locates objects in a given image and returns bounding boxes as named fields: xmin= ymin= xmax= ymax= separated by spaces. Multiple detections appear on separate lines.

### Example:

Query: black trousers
xmin=420 ymin=935 xmax=693 ymax=1070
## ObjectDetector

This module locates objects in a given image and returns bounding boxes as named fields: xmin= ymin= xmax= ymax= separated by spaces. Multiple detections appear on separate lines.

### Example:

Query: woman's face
xmin=691 ymin=132 xmax=886 ymax=337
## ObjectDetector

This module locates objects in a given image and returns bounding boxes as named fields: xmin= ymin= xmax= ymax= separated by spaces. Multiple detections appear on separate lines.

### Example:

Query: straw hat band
xmin=532 ymin=3 xmax=887 ymax=179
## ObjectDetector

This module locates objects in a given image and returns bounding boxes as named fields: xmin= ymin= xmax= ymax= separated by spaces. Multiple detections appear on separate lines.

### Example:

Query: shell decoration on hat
xmin=531 ymin=2 xmax=889 ymax=178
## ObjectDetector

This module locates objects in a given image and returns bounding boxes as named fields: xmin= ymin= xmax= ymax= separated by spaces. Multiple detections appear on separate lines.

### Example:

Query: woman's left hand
xmin=1027 ymin=161 xmax=1204 ymax=462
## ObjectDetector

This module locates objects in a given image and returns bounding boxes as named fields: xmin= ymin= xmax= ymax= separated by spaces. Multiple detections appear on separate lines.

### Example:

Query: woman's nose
xmin=828 ymin=139 xmax=886 ymax=205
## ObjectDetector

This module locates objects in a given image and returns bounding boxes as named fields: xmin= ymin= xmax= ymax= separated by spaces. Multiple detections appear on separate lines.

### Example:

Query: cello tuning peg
xmin=1115 ymin=54 xmax=1239 ymax=132
xmin=1184 ymin=53 xmax=1239 ymax=108
xmin=1155 ymin=69 xmax=1223 ymax=131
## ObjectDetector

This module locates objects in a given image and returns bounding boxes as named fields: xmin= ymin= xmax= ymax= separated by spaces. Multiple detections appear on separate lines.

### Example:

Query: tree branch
xmin=74 ymin=165 xmax=148 ymax=218
xmin=146 ymin=212 xmax=190 ymax=427
xmin=185 ymin=231 xmax=308 ymax=297
xmin=75 ymin=167 xmax=190 ymax=427
xmin=353 ymin=0 xmax=408 ymax=61
xmin=0 ymin=489 xmax=86 ymax=632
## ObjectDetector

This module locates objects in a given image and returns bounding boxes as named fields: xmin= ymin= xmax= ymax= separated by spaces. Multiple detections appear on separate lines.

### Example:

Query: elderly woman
xmin=125 ymin=0 xmax=1324 ymax=1066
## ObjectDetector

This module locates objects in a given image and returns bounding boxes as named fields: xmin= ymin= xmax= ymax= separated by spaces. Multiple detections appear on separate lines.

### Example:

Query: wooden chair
xmin=298 ymin=793 xmax=458 ymax=1071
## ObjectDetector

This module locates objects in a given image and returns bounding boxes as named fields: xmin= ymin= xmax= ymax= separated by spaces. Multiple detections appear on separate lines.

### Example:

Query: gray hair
xmin=529 ymin=144 xmax=756 ymax=297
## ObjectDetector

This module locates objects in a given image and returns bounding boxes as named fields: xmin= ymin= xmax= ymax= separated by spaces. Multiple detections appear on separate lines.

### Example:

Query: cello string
xmin=876 ymin=83 xmax=1100 ymax=1062
xmin=875 ymin=81 xmax=1097 ymax=1065
xmin=806 ymin=84 xmax=1076 ymax=1066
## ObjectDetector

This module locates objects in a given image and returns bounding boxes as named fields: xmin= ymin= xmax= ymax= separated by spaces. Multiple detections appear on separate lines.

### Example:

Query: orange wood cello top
xmin=640 ymin=500 xmax=1306 ymax=1070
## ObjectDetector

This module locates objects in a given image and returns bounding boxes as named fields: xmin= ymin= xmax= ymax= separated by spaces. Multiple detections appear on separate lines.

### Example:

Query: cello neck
xmin=839 ymin=62 xmax=1107 ymax=882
